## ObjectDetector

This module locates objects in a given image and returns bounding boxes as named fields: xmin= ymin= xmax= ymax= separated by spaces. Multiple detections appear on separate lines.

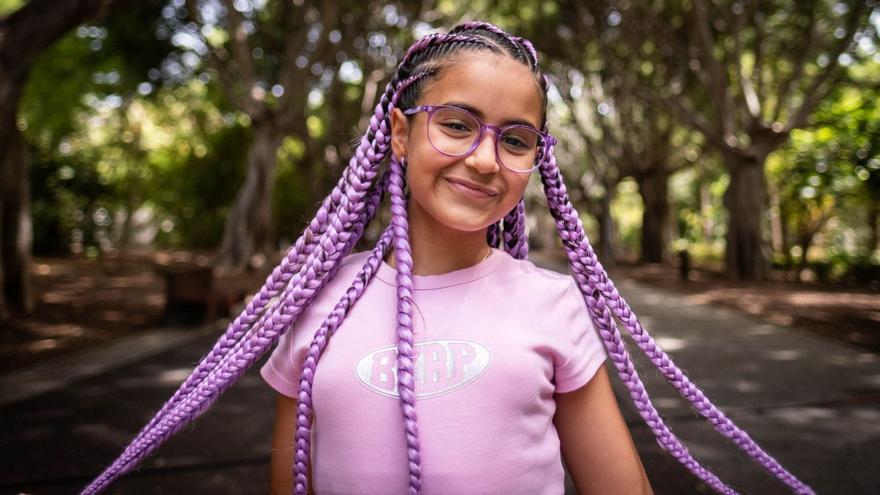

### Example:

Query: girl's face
xmin=390 ymin=53 xmax=543 ymax=236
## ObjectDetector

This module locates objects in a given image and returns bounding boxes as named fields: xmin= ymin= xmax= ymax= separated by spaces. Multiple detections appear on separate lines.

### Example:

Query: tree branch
xmin=731 ymin=2 xmax=762 ymax=122
xmin=785 ymin=1 xmax=867 ymax=130
xmin=772 ymin=0 xmax=818 ymax=124
xmin=690 ymin=0 xmax=737 ymax=138
xmin=221 ymin=0 xmax=263 ymax=119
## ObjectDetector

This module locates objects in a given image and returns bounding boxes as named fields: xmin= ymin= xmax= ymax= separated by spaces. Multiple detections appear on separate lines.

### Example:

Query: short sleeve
xmin=260 ymin=323 xmax=307 ymax=398
xmin=553 ymin=278 xmax=608 ymax=393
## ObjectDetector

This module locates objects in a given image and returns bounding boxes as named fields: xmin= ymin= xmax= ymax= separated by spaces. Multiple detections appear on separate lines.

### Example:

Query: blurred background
xmin=1 ymin=0 xmax=879 ymax=494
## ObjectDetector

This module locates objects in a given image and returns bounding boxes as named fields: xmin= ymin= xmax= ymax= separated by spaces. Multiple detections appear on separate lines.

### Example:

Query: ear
xmin=390 ymin=107 xmax=409 ymax=160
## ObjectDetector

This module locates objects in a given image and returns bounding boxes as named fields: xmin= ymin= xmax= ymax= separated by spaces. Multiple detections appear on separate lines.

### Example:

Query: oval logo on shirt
xmin=354 ymin=339 xmax=491 ymax=399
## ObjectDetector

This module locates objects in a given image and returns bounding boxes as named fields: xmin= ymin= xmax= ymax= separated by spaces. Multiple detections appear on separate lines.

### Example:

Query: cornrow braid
xmin=537 ymin=146 xmax=815 ymax=495
xmin=453 ymin=21 xmax=534 ymax=69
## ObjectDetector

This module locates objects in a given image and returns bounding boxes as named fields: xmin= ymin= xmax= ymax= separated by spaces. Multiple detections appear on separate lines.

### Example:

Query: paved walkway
xmin=2 ymin=257 xmax=878 ymax=494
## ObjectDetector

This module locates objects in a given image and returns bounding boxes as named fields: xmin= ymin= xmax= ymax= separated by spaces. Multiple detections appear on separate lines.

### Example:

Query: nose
xmin=465 ymin=128 xmax=501 ymax=174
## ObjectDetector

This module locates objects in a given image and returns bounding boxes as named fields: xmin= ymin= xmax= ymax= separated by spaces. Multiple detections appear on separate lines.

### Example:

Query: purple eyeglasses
xmin=403 ymin=104 xmax=556 ymax=173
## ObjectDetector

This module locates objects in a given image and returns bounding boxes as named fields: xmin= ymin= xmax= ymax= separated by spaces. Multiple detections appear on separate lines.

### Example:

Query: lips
xmin=444 ymin=177 xmax=500 ymax=197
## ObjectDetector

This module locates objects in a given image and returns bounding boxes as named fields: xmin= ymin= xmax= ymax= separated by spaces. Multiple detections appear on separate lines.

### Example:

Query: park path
xmin=1 ymin=254 xmax=878 ymax=494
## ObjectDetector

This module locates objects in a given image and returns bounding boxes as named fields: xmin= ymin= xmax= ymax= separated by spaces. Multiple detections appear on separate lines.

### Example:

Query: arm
xmin=554 ymin=365 xmax=653 ymax=495
xmin=269 ymin=393 xmax=314 ymax=495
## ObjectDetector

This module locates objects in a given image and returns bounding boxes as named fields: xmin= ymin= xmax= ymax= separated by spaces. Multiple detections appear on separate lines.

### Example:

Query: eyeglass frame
xmin=402 ymin=104 xmax=557 ymax=173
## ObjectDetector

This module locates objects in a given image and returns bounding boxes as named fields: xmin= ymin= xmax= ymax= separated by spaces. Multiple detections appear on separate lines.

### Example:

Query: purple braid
xmin=292 ymin=224 xmax=394 ymax=494
xmin=486 ymin=221 xmax=501 ymax=248
xmin=80 ymin=70 xmax=426 ymax=495
xmin=82 ymin=30 xmax=499 ymax=494
xmin=388 ymin=154 xmax=423 ymax=494
xmin=80 ymin=167 xmax=390 ymax=495
xmin=537 ymin=147 xmax=815 ymax=495
xmin=82 ymin=43 xmax=411 ymax=488
xmin=501 ymin=198 xmax=528 ymax=259
xmin=82 ymin=20 xmax=814 ymax=495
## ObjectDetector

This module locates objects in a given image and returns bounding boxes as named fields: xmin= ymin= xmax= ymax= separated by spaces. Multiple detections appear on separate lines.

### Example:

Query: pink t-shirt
xmin=261 ymin=247 xmax=607 ymax=494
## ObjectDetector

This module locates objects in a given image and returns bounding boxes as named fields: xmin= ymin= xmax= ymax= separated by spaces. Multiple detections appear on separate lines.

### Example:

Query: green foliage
xmin=610 ymin=179 xmax=644 ymax=258
xmin=769 ymin=84 xmax=880 ymax=257
xmin=0 ymin=0 xmax=24 ymax=16
xmin=15 ymin=0 xmax=880 ymax=286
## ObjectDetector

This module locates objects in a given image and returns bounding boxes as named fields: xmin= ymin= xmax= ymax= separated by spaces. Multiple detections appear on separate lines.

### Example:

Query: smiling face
xmin=390 ymin=52 xmax=544 ymax=237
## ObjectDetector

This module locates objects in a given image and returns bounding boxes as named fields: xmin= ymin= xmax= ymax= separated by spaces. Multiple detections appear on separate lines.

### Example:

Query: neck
xmin=385 ymin=205 xmax=492 ymax=276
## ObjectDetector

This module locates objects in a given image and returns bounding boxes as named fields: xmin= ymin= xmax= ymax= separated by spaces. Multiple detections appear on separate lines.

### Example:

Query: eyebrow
xmin=443 ymin=101 xmax=539 ymax=129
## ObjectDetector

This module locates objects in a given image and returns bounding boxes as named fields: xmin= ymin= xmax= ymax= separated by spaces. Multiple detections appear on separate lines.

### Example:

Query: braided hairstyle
xmin=82 ymin=21 xmax=814 ymax=495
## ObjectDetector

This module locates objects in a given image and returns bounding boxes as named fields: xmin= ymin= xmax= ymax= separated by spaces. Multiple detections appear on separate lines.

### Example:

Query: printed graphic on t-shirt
xmin=354 ymin=339 xmax=491 ymax=399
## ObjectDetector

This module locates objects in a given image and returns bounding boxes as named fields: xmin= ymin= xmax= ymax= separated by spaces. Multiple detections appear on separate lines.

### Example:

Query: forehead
xmin=418 ymin=52 xmax=543 ymax=128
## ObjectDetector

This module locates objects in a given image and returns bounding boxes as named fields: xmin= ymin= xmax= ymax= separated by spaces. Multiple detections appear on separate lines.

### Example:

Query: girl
xmin=83 ymin=22 xmax=813 ymax=495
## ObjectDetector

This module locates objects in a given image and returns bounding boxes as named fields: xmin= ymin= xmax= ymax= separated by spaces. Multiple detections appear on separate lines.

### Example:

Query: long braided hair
xmin=82 ymin=21 xmax=814 ymax=495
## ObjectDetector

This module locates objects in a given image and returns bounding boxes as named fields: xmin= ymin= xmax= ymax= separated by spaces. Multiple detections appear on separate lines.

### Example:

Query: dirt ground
xmin=2 ymin=251 xmax=878 ymax=373
xmin=610 ymin=261 xmax=880 ymax=353
xmin=1 ymin=252 xmax=167 ymax=372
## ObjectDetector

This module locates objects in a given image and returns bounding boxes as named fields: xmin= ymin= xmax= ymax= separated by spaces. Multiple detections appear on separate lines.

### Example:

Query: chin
xmin=436 ymin=207 xmax=504 ymax=233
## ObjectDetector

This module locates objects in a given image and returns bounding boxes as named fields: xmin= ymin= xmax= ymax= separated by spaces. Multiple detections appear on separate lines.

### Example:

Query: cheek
xmin=506 ymin=174 xmax=530 ymax=199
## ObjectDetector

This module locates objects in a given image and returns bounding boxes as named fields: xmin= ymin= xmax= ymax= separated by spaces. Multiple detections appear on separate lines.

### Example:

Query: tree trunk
xmin=0 ymin=118 xmax=34 ymax=318
xmin=700 ymin=177 xmax=714 ymax=240
xmin=796 ymin=232 xmax=815 ymax=281
xmin=596 ymin=185 xmax=616 ymax=270
xmin=636 ymin=170 xmax=672 ymax=263
xmin=722 ymin=154 xmax=770 ymax=280
xmin=0 ymin=0 xmax=137 ymax=318
xmin=216 ymin=121 xmax=285 ymax=270
xmin=868 ymin=202 xmax=879 ymax=254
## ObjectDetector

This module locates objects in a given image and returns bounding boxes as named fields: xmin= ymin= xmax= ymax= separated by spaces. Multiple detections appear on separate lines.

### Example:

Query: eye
xmin=440 ymin=120 xmax=471 ymax=131
xmin=500 ymin=129 xmax=537 ymax=153
xmin=502 ymin=134 xmax=528 ymax=149
xmin=439 ymin=120 xmax=475 ymax=134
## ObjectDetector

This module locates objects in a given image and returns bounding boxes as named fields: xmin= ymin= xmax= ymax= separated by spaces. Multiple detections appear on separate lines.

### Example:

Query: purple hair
xmin=82 ymin=22 xmax=813 ymax=495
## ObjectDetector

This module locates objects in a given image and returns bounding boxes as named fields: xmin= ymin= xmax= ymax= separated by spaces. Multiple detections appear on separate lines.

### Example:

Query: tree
xmin=176 ymin=0 xmax=423 ymax=271
xmin=769 ymin=81 xmax=880 ymax=277
xmin=593 ymin=0 xmax=875 ymax=279
xmin=0 ymin=0 xmax=143 ymax=318
xmin=545 ymin=2 xmax=699 ymax=264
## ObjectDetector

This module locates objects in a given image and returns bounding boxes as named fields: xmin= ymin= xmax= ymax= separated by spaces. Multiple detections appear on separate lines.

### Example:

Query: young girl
xmin=83 ymin=22 xmax=813 ymax=495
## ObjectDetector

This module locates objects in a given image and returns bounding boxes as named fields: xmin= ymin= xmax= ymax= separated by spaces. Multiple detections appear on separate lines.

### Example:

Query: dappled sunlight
xmin=731 ymin=380 xmax=762 ymax=394
xmin=654 ymin=336 xmax=688 ymax=352
xmin=24 ymin=339 xmax=60 ymax=352
xmin=747 ymin=324 xmax=776 ymax=336
xmin=766 ymin=349 xmax=804 ymax=361
xmin=858 ymin=374 xmax=880 ymax=388
xmin=852 ymin=408 xmax=880 ymax=422
xmin=33 ymin=323 xmax=86 ymax=338
xmin=779 ymin=292 xmax=880 ymax=309
xmin=771 ymin=407 xmax=839 ymax=426
xmin=73 ymin=423 xmax=137 ymax=445
xmin=158 ymin=367 xmax=193 ymax=385
xmin=856 ymin=353 xmax=878 ymax=363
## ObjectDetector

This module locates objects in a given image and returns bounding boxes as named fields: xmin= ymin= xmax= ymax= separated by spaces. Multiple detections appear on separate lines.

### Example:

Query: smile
xmin=444 ymin=177 xmax=499 ymax=199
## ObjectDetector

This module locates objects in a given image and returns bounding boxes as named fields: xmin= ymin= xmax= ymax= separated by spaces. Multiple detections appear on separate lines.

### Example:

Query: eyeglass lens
xmin=427 ymin=107 xmax=540 ymax=171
